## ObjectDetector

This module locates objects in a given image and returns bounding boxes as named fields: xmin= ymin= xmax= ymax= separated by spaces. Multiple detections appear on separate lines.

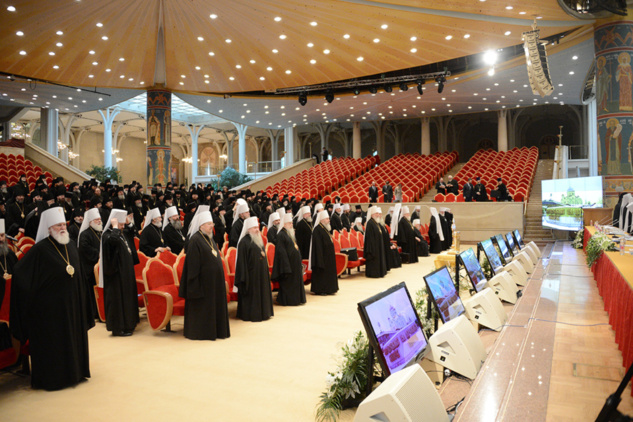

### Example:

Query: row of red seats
xmin=329 ymin=151 xmax=458 ymax=203
xmin=0 ymin=153 xmax=51 ymax=191
xmin=264 ymin=156 xmax=376 ymax=200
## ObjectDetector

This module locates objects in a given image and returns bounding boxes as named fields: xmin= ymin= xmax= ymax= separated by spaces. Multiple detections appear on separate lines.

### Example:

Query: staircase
xmin=420 ymin=162 xmax=466 ymax=201
xmin=523 ymin=159 xmax=555 ymax=244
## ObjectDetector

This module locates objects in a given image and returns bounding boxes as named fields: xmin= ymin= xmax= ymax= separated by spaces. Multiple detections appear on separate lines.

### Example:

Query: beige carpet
xmin=0 ymin=253 xmax=444 ymax=422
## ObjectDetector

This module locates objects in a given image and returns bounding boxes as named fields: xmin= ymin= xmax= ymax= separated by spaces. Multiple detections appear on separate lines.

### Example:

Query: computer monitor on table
xmin=458 ymin=248 xmax=488 ymax=293
xmin=480 ymin=238 xmax=504 ymax=275
xmin=423 ymin=266 xmax=466 ymax=324
xmin=493 ymin=234 xmax=513 ymax=264
xmin=357 ymin=282 xmax=430 ymax=377
xmin=506 ymin=232 xmax=520 ymax=255
xmin=513 ymin=229 xmax=525 ymax=248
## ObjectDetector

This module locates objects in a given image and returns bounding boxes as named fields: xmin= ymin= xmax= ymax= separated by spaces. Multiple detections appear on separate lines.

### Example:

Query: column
xmin=421 ymin=117 xmax=431 ymax=155
xmin=232 ymin=123 xmax=248 ymax=174
xmin=352 ymin=122 xmax=361 ymax=158
xmin=284 ymin=126 xmax=295 ymax=166
xmin=40 ymin=107 xmax=59 ymax=157
xmin=1 ymin=122 xmax=10 ymax=142
xmin=595 ymin=14 xmax=633 ymax=175
xmin=267 ymin=129 xmax=282 ymax=170
xmin=497 ymin=109 xmax=508 ymax=152
xmin=58 ymin=115 xmax=76 ymax=163
xmin=186 ymin=124 xmax=204 ymax=183
xmin=146 ymin=88 xmax=172 ymax=186
xmin=587 ymin=98 xmax=599 ymax=176
xmin=98 ymin=108 xmax=120 ymax=168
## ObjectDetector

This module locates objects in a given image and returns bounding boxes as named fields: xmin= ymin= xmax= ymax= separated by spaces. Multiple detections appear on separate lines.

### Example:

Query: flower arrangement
xmin=414 ymin=287 xmax=440 ymax=336
xmin=316 ymin=331 xmax=371 ymax=422
xmin=571 ymin=229 xmax=584 ymax=249
xmin=585 ymin=232 xmax=618 ymax=267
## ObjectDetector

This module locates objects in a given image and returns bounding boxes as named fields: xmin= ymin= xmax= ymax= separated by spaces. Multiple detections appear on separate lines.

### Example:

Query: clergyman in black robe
xmin=235 ymin=219 xmax=274 ymax=322
xmin=179 ymin=222 xmax=230 ymax=340
xmin=412 ymin=222 xmax=430 ymax=257
xmin=101 ymin=211 xmax=139 ymax=336
xmin=310 ymin=215 xmax=339 ymax=295
xmin=10 ymin=210 xmax=94 ymax=390
xmin=295 ymin=215 xmax=313 ymax=260
xmin=439 ymin=213 xmax=451 ymax=250
xmin=78 ymin=217 xmax=102 ymax=320
xmin=0 ymin=231 xmax=18 ymax=306
xmin=331 ymin=209 xmax=343 ymax=232
xmin=139 ymin=220 xmax=167 ymax=257
xmin=363 ymin=216 xmax=387 ymax=278
xmin=272 ymin=223 xmax=306 ymax=306
xmin=428 ymin=209 xmax=444 ymax=254
xmin=381 ymin=221 xmax=401 ymax=270
xmin=267 ymin=224 xmax=279 ymax=246
xmin=163 ymin=219 xmax=186 ymax=255
xmin=396 ymin=214 xmax=419 ymax=264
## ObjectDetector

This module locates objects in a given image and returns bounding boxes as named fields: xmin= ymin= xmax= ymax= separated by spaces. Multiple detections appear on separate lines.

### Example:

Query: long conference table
xmin=584 ymin=226 xmax=633 ymax=379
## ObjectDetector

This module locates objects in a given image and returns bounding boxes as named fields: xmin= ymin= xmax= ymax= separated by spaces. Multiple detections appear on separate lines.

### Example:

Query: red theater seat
xmin=142 ymin=258 xmax=184 ymax=331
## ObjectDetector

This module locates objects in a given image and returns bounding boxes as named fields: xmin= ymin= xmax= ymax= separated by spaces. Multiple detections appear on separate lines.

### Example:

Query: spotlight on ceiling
xmin=436 ymin=75 xmax=446 ymax=94
xmin=483 ymin=50 xmax=498 ymax=66
xmin=353 ymin=87 xmax=361 ymax=95
xmin=369 ymin=86 xmax=378 ymax=94
xmin=399 ymin=83 xmax=409 ymax=92
xmin=298 ymin=91 xmax=308 ymax=106
xmin=416 ymin=80 xmax=424 ymax=95
xmin=325 ymin=89 xmax=334 ymax=103
xmin=384 ymin=85 xmax=393 ymax=93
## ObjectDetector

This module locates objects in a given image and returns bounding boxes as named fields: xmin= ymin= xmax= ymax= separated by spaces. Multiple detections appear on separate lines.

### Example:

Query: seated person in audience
xmin=446 ymin=175 xmax=459 ymax=195
xmin=353 ymin=217 xmax=364 ymax=234
xmin=463 ymin=178 xmax=474 ymax=202
xmin=330 ymin=204 xmax=343 ymax=231
xmin=341 ymin=204 xmax=352 ymax=230
xmin=162 ymin=206 xmax=185 ymax=255
xmin=473 ymin=177 xmax=488 ymax=202
xmin=411 ymin=205 xmax=420 ymax=222
xmin=139 ymin=208 xmax=169 ymax=257
xmin=266 ymin=212 xmax=281 ymax=245
xmin=0 ymin=219 xmax=18 ymax=304
xmin=496 ymin=178 xmax=511 ymax=201
xmin=435 ymin=177 xmax=447 ymax=195
xmin=352 ymin=204 xmax=365 ymax=224
xmin=412 ymin=219 xmax=430 ymax=257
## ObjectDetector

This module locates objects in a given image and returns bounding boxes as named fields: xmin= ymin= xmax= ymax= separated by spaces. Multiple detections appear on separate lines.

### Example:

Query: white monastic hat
xmin=430 ymin=207 xmax=444 ymax=241
xmin=237 ymin=216 xmax=260 ymax=259
xmin=36 ymin=207 xmax=66 ymax=243
xmin=308 ymin=210 xmax=331 ymax=271
xmin=313 ymin=203 xmax=324 ymax=218
xmin=187 ymin=205 xmax=210 ymax=237
xmin=390 ymin=203 xmax=402 ymax=239
xmin=0 ymin=219 xmax=4 ymax=234
xmin=413 ymin=219 xmax=421 ymax=226
xmin=143 ymin=208 xmax=161 ymax=230
xmin=163 ymin=206 xmax=179 ymax=230
xmin=388 ymin=207 xmax=394 ymax=215
xmin=414 ymin=205 xmax=421 ymax=211
xmin=77 ymin=208 xmax=102 ymax=246
xmin=355 ymin=217 xmax=362 ymax=224
xmin=333 ymin=204 xmax=342 ymax=212
xmin=276 ymin=207 xmax=286 ymax=221
xmin=99 ymin=208 xmax=130 ymax=288
xmin=402 ymin=206 xmax=410 ymax=215
xmin=191 ymin=211 xmax=213 ymax=235
xmin=233 ymin=202 xmax=250 ymax=224
xmin=295 ymin=205 xmax=311 ymax=221
xmin=440 ymin=207 xmax=448 ymax=213
xmin=268 ymin=212 xmax=281 ymax=229
xmin=342 ymin=204 xmax=350 ymax=211
xmin=283 ymin=213 xmax=294 ymax=225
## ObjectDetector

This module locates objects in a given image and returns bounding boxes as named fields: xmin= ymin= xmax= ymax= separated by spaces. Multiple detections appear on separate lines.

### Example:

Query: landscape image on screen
xmin=541 ymin=176 xmax=603 ymax=231
xmin=513 ymin=230 xmax=525 ymax=248
xmin=495 ymin=234 xmax=512 ymax=261
xmin=424 ymin=267 xmax=465 ymax=323
xmin=481 ymin=239 xmax=504 ymax=273
xmin=363 ymin=287 xmax=428 ymax=374
xmin=460 ymin=248 xmax=487 ymax=292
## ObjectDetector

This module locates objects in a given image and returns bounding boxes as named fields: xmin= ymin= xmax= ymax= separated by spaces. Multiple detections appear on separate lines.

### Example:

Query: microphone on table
xmin=6 ymin=235 xmax=18 ymax=242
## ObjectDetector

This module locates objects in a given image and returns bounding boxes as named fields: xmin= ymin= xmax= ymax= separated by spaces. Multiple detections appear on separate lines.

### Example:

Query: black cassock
xmin=267 ymin=225 xmax=279 ymax=245
xmin=396 ymin=218 xmax=419 ymax=264
xmin=410 ymin=211 xmax=419 ymax=222
xmin=10 ymin=237 xmax=94 ymax=390
xmin=381 ymin=224 xmax=401 ymax=270
xmin=235 ymin=236 xmax=274 ymax=322
xmin=364 ymin=219 xmax=387 ymax=278
xmin=213 ymin=212 xmax=226 ymax=249
xmin=341 ymin=213 xmax=351 ymax=231
xmin=310 ymin=224 xmax=339 ymax=295
xmin=178 ymin=231 xmax=230 ymax=340
xmin=271 ymin=229 xmax=306 ymax=306
xmin=295 ymin=218 xmax=312 ymax=260
xmin=78 ymin=227 xmax=102 ymax=319
xmin=163 ymin=224 xmax=186 ymax=255
xmin=229 ymin=218 xmax=244 ymax=248
xmin=102 ymin=228 xmax=139 ymax=333
xmin=428 ymin=217 xmax=443 ymax=254
xmin=331 ymin=212 xmax=343 ymax=232
xmin=68 ymin=221 xmax=81 ymax=244
xmin=440 ymin=215 xmax=451 ymax=250
xmin=0 ymin=250 xmax=18 ymax=306
xmin=139 ymin=224 xmax=166 ymax=257
xmin=413 ymin=228 xmax=430 ymax=256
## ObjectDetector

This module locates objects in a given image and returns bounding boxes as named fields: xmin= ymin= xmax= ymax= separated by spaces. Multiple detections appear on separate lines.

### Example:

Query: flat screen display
xmin=423 ymin=266 xmax=465 ymax=324
xmin=506 ymin=232 xmax=520 ymax=255
xmin=358 ymin=283 xmax=429 ymax=376
xmin=513 ymin=230 xmax=525 ymax=248
xmin=494 ymin=234 xmax=512 ymax=263
xmin=480 ymin=239 xmax=504 ymax=274
xmin=459 ymin=248 xmax=487 ymax=292
xmin=541 ymin=176 xmax=603 ymax=231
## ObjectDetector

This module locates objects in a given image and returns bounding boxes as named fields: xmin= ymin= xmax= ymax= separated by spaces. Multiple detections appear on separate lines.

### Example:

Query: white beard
xmin=90 ymin=222 xmax=103 ymax=232
xmin=249 ymin=232 xmax=264 ymax=249
xmin=170 ymin=219 xmax=183 ymax=230
xmin=0 ymin=241 xmax=9 ymax=256
xmin=373 ymin=216 xmax=382 ymax=224
xmin=285 ymin=227 xmax=296 ymax=241
xmin=323 ymin=223 xmax=332 ymax=231
xmin=51 ymin=230 xmax=70 ymax=245
xmin=153 ymin=221 xmax=162 ymax=227
xmin=355 ymin=225 xmax=364 ymax=232
xmin=304 ymin=216 xmax=312 ymax=223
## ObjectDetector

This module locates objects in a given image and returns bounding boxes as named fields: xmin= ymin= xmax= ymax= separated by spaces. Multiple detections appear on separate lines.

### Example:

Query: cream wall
xmin=117 ymin=136 xmax=148 ymax=185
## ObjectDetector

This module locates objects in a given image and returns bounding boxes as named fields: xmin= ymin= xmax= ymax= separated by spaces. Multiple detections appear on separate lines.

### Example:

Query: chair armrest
xmin=142 ymin=291 xmax=174 ymax=331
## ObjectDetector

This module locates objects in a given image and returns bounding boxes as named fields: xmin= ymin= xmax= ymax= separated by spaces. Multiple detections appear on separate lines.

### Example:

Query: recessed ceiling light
xmin=210 ymin=14 xmax=217 ymax=19
xmin=267 ymin=66 xmax=273 ymax=71
xmin=410 ymin=48 xmax=417 ymax=53
xmin=92 ymin=61 xmax=98 ymax=65
xmin=179 ymin=82 xmax=184 ymax=85
xmin=310 ymin=59 xmax=316 ymax=64
xmin=56 ymin=31 xmax=63 ymax=35
xmin=323 ymin=49 xmax=330 ymax=54
xmin=410 ymin=36 xmax=417 ymax=41
xmin=572 ymin=55 xmax=578 ymax=60
xmin=195 ymin=66 xmax=201 ymax=70
xmin=250 ymin=59 xmax=256 ymax=64
xmin=119 ymin=75 xmax=124 ymax=78
xmin=16 ymin=31 xmax=23 ymax=36
xmin=310 ymin=21 xmax=317 ymax=26
xmin=89 ymin=50 xmax=95 ymax=55
xmin=204 ymin=80 xmax=209 ymax=84
xmin=373 ymin=38 xmax=380 ymax=43
xmin=285 ymin=70 xmax=291 ymax=74
xmin=101 ymin=36 xmax=108 ymax=40
xmin=536 ymin=16 xmax=542 ymax=19
xmin=197 ymin=36 xmax=204 ymax=41
xmin=229 ymin=76 xmax=235 ymax=80
xmin=307 ymin=42 xmax=314 ymax=47
xmin=506 ymin=5 xmax=513 ymax=9
xmin=569 ymin=71 xmax=574 ymax=75
xmin=272 ymin=49 xmax=278 ymax=53
xmin=88 ymin=74 xmax=94 ymax=78
xmin=7 ymin=6 xmax=16 ymax=12
xmin=260 ymin=76 xmax=265 ymax=80
xmin=504 ymin=31 xmax=511 ymax=36
xmin=519 ymin=11 xmax=526 ymax=14
xmin=56 ymin=42 xmax=63 ymax=47
xmin=48 ymin=51 xmax=55 ymax=56
xmin=106 ymin=68 xmax=111 ymax=72
xmin=119 ymin=57 xmax=124 ymax=61
xmin=181 ymin=74 xmax=186 ymax=78
xmin=464 ymin=34 xmax=470 ymax=39
xmin=209 ymin=51 xmax=215 ymax=56
xmin=53 ymin=65 xmax=59 ymax=69
xmin=225 ymin=39 xmax=231 ymax=43
xmin=96 ymin=22 xmax=103 ymax=27
xmin=235 ymin=65 xmax=241 ymax=69
xmin=274 ymin=16 xmax=281 ymax=22
xmin=445 ymin=35 xmax=452 ymax=40
xmin=19 ymin=50 xmax=26 ymax=55
xmin=129 ymin=78 xmax=134 ymax=81
xmin=357 ymin=56 xmax=364 ymax=61
xmin=381 ymin=24 xmax=388 ymax=29
xmin=279 ymin=34 xmax=286 ymax=39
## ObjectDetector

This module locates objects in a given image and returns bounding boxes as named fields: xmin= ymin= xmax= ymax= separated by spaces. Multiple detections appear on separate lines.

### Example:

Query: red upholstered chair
xmin=221 ymin=241 xmax=229 ymax=258
xmin=133 ymin=236 xmax=140 ymax=250
xmin=134 ymin=252 xmax=149 ymax=307
xmin=142 ymin=258 xmax=184 ymax=331
xmin=340 ymin=235 xmax=362 ymax=274
xmin=445 ymin=193 xmax=456 ymax=202
xmin=226 ymin=247 xmax=237 ymax=283
xmin=0 ymin=278 xmax=27 ymax=372
xmin=172 ymin=254 xmax=186 ymax=286
xmin=158 ymin=250 xmax=177 ymax=267
xmin=434 ymin=193 xmax=445 ymax=202
xmin=265 ymin=242 xmax=278 ymax=289
xmin=92 ymin=262 xmax=106 ymax=322
xmin=335 ymin=253 xmax=349 ymax=277
xmin=221 ymin=258 xmax=234 ymax=302
xmin=262 ymin=226 xmax=268 ymax=238
xmin=302 ymin=259 xmax=312 ymax=284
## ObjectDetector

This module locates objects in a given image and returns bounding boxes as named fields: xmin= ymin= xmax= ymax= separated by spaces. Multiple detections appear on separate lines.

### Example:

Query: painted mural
xmin=604 ymin=175 xmax=633 ymax=208
xmin=146 ymin=89 xmax=171 ymax=186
